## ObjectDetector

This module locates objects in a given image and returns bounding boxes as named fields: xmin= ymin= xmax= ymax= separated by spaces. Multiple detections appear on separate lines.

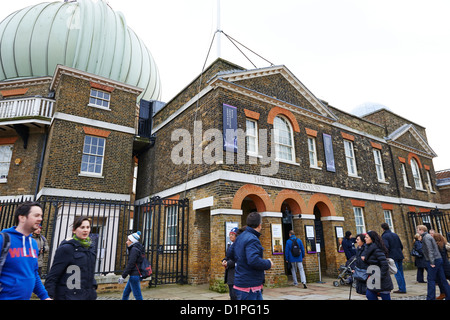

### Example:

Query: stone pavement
xmin=97 ymin=269 xmax=432 ymax=300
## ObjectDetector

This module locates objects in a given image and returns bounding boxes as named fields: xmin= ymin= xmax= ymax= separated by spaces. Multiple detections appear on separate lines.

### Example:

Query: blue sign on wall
xmin=323 ymin=133 xmax=336 ymax=172
xmin=223 ymin=104 xmax=238 ymax=152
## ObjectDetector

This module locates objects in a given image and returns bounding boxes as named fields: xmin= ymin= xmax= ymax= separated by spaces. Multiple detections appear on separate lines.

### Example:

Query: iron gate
xmin=0 ymin=196 xmax=189 ymax=287
xmin=407 ymin=208 xmax=450 ymax=241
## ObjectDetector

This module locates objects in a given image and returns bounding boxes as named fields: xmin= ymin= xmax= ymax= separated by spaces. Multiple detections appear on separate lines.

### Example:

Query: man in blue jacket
xmin=0 ymin=202 xmax=50 ymax=300
xmin=230 ymin=212 xmax=272 ymax=300
xmin=381 ymin=223 xmax=406 ymax=293
xmin=285 ymin=230 xmax=307 ymax=288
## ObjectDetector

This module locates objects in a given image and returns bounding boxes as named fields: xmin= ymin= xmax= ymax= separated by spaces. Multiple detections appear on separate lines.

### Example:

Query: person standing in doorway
xmin=230 ymin=212 xmax=272 ymax=300
xmin=416 ymin=225 xmax=450 ymax=300
xmin=118 ymin=231 xmax=144 ymax=300
xmin=285 ymin=230 xmax=307 ymax=288
xmin=381 ymin=223 xmax=406 ymax=294
xmin=45 ymin=216 xmax=97 ymax=300
xmin=0 ymin=201 xmax=50 ymax=300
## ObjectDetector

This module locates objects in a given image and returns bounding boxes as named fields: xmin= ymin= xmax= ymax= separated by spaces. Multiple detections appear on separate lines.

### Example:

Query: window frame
xmin=307 ymin=136 xmax=319 ymax=168
xmin=273 ymin=115 xmax=295 ymax=163
xmin=425 ymin=170 xmax=434 ymax=192
xmin=246 ymin=118 xmax=259 ymax=156
xmin=383 ymin=210 xmax=394 ymax=232
xmin=80 ymin=135 xmax=106 ymax=177
xmin=401 ymin=163 xmax=410 ymax=187
xmin=164 ymin=205 xmax=178 ymax=252
xmin=353 ymin=207 xmax=366 ymax=234
xmin=88 ymin=88 xmax=111 ymax=110
xmin=344 ymin=140 xmax=358 ymax=176
xmin=373 ymin=148 xmax=386 ymax=182
xmin=0 ymin=144 xmax=13 ymax=183
xmin=410 ymin=158 xmax=423 ymax=190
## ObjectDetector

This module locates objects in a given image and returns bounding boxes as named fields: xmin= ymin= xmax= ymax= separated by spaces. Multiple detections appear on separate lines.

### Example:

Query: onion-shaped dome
xmin=0 ymin=0 xmax=161 ymax=101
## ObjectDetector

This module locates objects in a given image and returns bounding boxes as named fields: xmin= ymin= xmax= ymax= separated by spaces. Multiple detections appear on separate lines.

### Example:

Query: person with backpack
xmin=0 ymin=201 xmax=50 ymax=300
xmin=285 ymin=230 xmax=307 ymax=288
xmin=118 ymin=231 xmax=145 ymax=300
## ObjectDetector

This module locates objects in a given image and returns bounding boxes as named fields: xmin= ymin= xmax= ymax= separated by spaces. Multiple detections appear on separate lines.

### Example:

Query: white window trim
xmin=0 ymin=144 xmax=13 ymax=183
xmin=383 ymin=210 xmax=394 ymax=232
xmin=274 ymin=116 xmax=296 ymax=163
xmin=344 ymin=140 xmax=359 ymax=177
xmin=80 ymin=135 xmax=106 ymax=177
xmin=164 ymin=205 xmax=178 ymax=252
xmin=411 ymin=159 xmax=424 ymax=190
xmin=88 ymin=88 xmax=111 ymax=110
xmin=373 ymin=149 xmax=386 ymax=182
xmin=401 ymin=163 xmax=411 ymax=188
xmin=426 ymin=170 xmax=435 ymax=193
xmin=353 ymin=207 xmax=366 ymax=234
xmin=246 ymin=118 xmax=259 ymax=157
xmin=308 ymin=136 xmax=320 ymax=169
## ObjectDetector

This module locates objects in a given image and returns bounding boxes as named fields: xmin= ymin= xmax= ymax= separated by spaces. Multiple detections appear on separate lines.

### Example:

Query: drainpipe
xmin=34 ymin=128 xmax=48 ymax=200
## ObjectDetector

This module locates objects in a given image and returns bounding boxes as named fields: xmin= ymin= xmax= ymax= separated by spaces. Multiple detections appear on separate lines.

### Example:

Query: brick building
xmin=136 ymin=58 xmax=449 ymax=285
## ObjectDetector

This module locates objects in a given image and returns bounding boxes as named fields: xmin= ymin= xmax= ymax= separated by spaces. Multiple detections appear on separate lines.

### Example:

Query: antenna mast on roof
xmin=216 ymin=0 xmax=222 ymax=58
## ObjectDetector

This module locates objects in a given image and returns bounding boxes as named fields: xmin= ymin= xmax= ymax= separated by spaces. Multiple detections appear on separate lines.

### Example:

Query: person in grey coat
xmin=416 ymin=225 xmax=450 ymax=300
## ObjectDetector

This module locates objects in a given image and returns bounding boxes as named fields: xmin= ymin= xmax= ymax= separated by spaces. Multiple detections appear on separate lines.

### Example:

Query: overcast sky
xmin=1 ymin=0 xmax=449 ymax=171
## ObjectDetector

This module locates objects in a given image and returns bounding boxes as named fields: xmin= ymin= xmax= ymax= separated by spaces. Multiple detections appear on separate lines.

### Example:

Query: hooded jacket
xmin=0 ymin=227 xmax=49 ymax=300
xmin=44 ymin=238 xmax=97 ymax=300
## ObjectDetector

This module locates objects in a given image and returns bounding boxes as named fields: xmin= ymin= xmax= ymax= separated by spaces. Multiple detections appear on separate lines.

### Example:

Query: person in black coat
xmin=222 ymin=227 xmax=240 ymax=300
xmin=45 ymin=217 xmax=97 ymax=300
xmin=362 ymin=230 xmax=394 ymax=300
xmin=118 ymin=231 xmax=144 ymax=300
xmin=413 ymin=234 xmax=427 ymax=283
xmin=353 ymin=233 xmax=368 ymax=295
xmin=381 ymin=223 xmax=406 ymax=293
xmin=342 ymin=231 xmax=356 ymax=260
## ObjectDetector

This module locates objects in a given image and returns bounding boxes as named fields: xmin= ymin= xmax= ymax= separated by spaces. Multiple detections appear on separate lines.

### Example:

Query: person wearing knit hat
xmin=118 ymin=231 xmax=144 ymax=300
xmin=128 ymin=231 xmax=141 ymax=244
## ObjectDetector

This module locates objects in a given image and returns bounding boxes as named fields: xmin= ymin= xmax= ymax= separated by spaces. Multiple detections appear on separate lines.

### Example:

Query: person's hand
xmin=268 ymin=258 xmax=273 ymax=268
xmin=118 ymin=277 xmax=125 ymax=284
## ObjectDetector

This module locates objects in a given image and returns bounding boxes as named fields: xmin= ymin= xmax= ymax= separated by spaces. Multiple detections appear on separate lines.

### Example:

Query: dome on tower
xmin=350 ymin=102 xmax=391 ymax=117
xmin=0 ymin=0 xmax=161 ymax=101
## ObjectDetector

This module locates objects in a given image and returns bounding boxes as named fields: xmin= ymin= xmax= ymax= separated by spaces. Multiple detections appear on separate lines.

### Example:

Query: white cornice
xmin=387 ymin=124 xmax=437 ymax=158
xmin=50 ymin=65 xmax=143 ymax=95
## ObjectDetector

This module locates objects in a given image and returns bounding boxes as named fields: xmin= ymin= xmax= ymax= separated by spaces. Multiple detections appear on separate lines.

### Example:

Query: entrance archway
xmin=232 ymin=184 xmax=273 ymax=226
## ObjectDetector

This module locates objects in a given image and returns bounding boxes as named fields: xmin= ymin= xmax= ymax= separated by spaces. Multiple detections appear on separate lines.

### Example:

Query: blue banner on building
xmin=223 ymin=103 xmax=238 ymax=152
xmin=323 ymin=133 xmax=336 ymax=172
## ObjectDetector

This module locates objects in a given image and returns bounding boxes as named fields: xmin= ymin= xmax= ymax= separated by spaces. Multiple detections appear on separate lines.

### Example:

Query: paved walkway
xmin=97 ymin=269 xmax=433 ymax=300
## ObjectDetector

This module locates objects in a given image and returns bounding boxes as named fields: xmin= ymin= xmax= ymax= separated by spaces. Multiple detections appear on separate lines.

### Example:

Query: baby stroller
xmin=333 ymin=256 xmax=357 ymax=287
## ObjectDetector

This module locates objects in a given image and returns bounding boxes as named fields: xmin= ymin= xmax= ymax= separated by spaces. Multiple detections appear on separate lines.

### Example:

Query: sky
xmin=1 ymin=0 xmax=449 ymax=171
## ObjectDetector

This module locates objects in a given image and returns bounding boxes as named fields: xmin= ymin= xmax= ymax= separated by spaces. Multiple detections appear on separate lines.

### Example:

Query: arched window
xmin=274 ymin=116 xmax=294 ymax=162
xmin=411 ymin=158 xmax=423 ymax=190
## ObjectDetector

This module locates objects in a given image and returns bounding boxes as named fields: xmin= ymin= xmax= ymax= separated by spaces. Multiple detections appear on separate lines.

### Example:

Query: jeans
xmin=290 ymin=261 xmax=306 ymax=285
xmin=122 ymin=276 xmax=143 ymax=300
xmin=426 ymin=258 xmax=450 ymax=300
xmin=366 ymin=289 xmax=391 ymax=300
xmin=236 ymin=289 xmax=263 ymax=300
xmin=394 ymin=260 xmax=406 ymax=292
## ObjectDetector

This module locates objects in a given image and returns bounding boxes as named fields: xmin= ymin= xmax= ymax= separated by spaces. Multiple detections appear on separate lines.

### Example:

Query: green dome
xmin=0 ymin=0 xmax=161 ymax=101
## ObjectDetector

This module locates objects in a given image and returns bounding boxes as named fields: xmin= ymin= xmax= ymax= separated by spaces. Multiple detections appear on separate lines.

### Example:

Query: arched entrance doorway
xmin=232 ymin=184 xmax=272 ymax=227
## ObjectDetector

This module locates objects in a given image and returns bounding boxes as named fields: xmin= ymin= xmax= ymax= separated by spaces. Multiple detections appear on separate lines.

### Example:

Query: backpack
xmin=136 ymin=253 xmax=152 ymax=279
xmin=290 ymin=238 xmax=301 ymax=257
xmin=0 ymin=232 xmax=11 ymax=293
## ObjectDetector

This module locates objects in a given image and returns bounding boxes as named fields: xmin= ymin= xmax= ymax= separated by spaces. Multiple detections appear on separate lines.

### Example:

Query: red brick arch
xmin=408 ymin=152 xmax=423 ymax=169
xmin=273 ymin=189 xmax=307 ymax=215
xmin=307 ymin=193 xmax=336 ymax=217
xmin=267 ymin=106 xmax=300 ymax=133
xmin=232 ymin=184 xmax=274 ymax=212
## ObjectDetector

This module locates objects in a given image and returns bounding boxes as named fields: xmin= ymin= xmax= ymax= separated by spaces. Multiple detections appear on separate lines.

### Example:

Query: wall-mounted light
xmin=15 ymin=158 xmax=22 ymax=166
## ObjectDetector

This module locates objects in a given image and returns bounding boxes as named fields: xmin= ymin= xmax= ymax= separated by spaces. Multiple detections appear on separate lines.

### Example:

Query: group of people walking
xmin=347 ymin=223 xmax=450 ymax=300
xmin=0 ymin=201 xmax=147 ymax=300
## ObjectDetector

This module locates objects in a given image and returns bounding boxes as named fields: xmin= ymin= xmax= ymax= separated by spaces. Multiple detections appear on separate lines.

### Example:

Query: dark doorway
xmin=314 ymin=205 xmax=327 ymax=273
xmin=282 ymin=202 xmax=293 ymax=275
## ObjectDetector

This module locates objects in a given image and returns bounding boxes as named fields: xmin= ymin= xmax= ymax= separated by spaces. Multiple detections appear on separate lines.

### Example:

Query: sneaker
xmin=303 ymin=283 xmax=308 ymax=289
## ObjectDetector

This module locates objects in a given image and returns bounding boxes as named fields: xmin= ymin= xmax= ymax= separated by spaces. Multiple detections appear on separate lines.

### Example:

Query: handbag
xmin=353 ymin=266 xmax=368 ymax=281
xmin=411 ymin=248 xmax=422 ymax=258
xmin=387 ymin=258 xmax=397 ymax=275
